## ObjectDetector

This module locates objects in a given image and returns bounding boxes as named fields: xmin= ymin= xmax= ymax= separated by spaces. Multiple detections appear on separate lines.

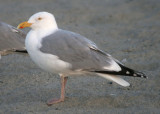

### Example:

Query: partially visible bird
xmin=17 ymin=12 xmax=147 ymax=105
xmin=0 ymin=21 xmax=26 ymax=56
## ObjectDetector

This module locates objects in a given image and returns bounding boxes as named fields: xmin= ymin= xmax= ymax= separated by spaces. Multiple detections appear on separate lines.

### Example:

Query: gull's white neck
xmin=33 ymin=27 xmax=58 ymax=39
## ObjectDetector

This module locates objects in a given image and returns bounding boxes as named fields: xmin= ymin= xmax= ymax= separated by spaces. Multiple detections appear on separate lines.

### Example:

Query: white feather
xmin=97 ymin=73 xmax=130 ymax=87
xmin=103 ymin=60 xmax=121 ymax=72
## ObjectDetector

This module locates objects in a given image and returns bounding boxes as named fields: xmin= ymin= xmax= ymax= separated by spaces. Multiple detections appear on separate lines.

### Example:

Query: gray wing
xmin=0 ymin=21 xmax=27 ymax=55
xmin=40 ymin=29 xmax=121 ymax=72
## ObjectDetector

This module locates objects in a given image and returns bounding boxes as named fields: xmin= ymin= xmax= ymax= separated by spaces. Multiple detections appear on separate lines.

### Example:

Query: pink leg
xmin=47 ymin=76 xmax=68 ymax=106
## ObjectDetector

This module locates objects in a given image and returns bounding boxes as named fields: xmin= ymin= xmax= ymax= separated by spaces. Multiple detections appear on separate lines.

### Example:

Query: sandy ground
xmin=0 ymin=0 xmax=160 ymax=113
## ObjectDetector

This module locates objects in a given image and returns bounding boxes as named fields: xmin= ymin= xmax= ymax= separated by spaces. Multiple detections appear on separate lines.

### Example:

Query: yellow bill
xmin=17 ymin=21 xmax=32 ymax=29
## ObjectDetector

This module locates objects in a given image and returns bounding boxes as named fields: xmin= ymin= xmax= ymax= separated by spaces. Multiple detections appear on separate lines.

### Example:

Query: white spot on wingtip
xmin=133 ymin=74 xmax=137 ymax=76
xmin=126 ymin=71 xmax=130 ymax=74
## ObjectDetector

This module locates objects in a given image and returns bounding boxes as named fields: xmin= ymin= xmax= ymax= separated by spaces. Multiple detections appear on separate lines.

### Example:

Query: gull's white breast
xmin=25 ymin=30 xmax=71 ymax=74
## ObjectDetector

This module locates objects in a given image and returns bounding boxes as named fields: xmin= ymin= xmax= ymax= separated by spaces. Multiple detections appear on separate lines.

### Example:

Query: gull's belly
xmin=28 ymin=48 xmax=72 ymax=74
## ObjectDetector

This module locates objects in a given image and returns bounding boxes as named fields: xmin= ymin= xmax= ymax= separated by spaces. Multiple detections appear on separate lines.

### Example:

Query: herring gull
xmin=17 ymin=12 xmax=147 ymax=105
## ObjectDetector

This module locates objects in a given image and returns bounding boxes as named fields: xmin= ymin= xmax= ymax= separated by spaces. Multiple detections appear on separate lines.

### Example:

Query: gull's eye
xmin=38 ymin=17 xmax=42 ymax=20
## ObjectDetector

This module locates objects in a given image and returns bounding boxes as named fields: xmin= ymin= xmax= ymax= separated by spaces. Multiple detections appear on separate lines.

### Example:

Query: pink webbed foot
xmin=47 ymin=98 xmax=64 ymax=106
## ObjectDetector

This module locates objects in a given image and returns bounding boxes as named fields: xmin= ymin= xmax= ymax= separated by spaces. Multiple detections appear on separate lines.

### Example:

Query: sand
xmin=0 ymin=0 xmax=160 ymax=113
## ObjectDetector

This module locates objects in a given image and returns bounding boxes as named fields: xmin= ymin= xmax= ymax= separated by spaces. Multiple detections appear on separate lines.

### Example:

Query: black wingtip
xmin=92 ymin=63 xmax=148 ymax=79
xmin=15 ymin=50 xmax=28 ymax=53
xmin=117 ymin=63 xmax=148 ymax=78
xmin=134 ymin=71 xmax=148 ymax=79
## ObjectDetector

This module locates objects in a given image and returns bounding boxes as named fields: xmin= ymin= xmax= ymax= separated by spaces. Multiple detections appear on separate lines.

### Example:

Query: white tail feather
xmin=97 ymin=73 xmax=130 ymax=87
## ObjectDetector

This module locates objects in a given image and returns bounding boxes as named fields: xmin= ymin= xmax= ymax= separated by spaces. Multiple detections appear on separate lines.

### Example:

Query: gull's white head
xmin=17 ymin=12 xmax=58 ymax=30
